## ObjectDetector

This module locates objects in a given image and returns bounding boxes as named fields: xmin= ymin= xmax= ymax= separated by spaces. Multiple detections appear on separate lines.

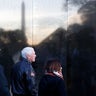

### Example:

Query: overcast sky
xmin=0 ymin=0 xmax=79 ymax=45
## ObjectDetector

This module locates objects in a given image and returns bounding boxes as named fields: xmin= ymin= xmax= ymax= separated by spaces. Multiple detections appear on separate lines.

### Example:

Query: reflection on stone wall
xmin=67 ymin=1 xmax=96 ymax=96
xmin=0 ymin=29 xmax=27 ymax=86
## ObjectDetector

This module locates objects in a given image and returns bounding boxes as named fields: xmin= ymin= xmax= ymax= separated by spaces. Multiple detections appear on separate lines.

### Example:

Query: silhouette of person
xmin=11 ymin=47 xmax=38 ymax=96
xmin=0 ymin=64 xmax=11 ymax=96
xmin=38 ymin=58 xmax=66 ymax=96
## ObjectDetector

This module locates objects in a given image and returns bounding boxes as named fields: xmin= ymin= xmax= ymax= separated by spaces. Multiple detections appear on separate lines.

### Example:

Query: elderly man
xmin=11 ymin=47 xmax=37 ymax=96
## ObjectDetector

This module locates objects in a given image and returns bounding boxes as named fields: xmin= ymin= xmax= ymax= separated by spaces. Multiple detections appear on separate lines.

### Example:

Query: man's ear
xmin=26 ymin=54 xmax=32 ymax=60
xmin=26 ymin=54 xmax=29 ymax=59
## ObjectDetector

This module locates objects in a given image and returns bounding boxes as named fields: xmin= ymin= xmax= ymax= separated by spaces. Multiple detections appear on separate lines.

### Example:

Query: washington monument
xmin=21 ymin=1 xmax=25 ymax=33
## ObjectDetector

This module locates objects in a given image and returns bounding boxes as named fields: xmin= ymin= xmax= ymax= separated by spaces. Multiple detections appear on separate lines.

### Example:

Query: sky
xmin=0 ymin=0 xmax=32 ymax=30
xmin=33 ymin=0 xmax=66 ymax=44
xmin=0 ymin=0 xmax=80 ymax=45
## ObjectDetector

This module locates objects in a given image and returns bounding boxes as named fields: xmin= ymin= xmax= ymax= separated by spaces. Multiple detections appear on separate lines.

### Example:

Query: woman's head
xmin=44 ymin=58 xmax=62 ymax=73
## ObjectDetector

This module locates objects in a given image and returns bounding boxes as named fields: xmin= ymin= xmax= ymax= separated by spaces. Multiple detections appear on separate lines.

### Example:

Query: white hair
xmin=21 ymin=47 xmax=35 ymax=59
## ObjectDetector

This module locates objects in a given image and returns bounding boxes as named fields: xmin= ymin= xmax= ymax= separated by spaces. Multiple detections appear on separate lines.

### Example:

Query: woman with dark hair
xmin=38 ymin=58 xmax=66 ymax=96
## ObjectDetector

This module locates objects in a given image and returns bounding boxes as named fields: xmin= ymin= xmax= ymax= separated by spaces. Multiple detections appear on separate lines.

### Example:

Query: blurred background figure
xmin=0 ymin=64 xmax=11 ymax=96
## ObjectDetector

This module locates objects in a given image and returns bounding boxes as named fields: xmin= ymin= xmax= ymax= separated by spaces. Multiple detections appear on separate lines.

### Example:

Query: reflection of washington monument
xmin=21 ymin=1 xmax=28 ymax=43
xmin=21 ymin=1 xmax=25 ymax=33
xmin=21 ymin=1 xmax=33 ymax=44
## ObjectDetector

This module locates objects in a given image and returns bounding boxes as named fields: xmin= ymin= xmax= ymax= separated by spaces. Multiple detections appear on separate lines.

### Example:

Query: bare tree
xmin=64 ymin=0 xmax=95 ymax=6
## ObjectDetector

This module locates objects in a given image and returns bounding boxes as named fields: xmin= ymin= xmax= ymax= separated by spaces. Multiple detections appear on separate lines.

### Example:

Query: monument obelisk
xmin=21 ymin=1 xmax=25 ymax=33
